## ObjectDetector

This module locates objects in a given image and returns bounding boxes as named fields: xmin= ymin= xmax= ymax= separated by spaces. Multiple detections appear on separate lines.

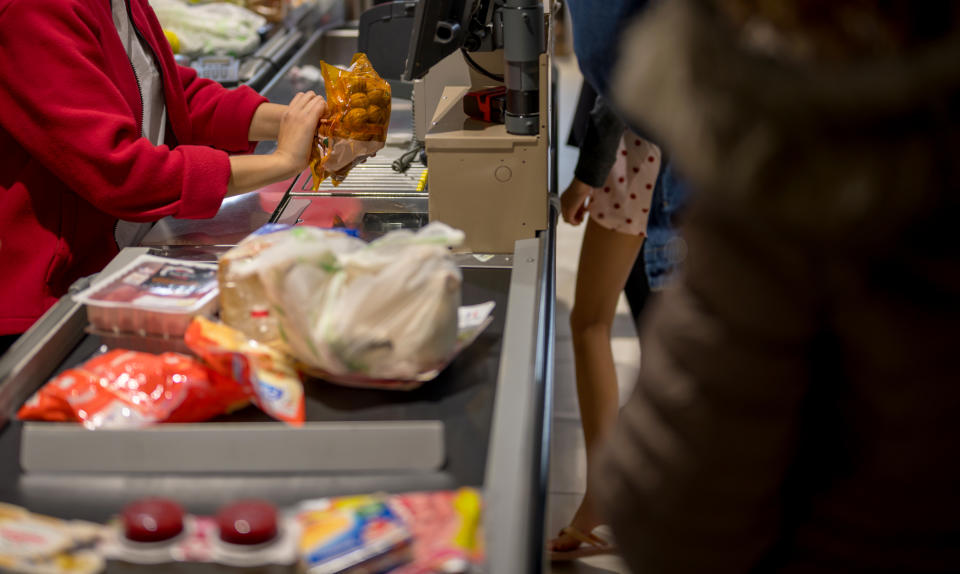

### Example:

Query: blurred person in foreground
xmin=596 ymin=0 xmax=960 ymax=572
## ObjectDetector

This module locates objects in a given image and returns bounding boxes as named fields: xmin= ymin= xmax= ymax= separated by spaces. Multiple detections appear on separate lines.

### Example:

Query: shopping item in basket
xmin=0 ymin=503 xmax=105 ymax=574
xmin=218 ymin=223 xmax=469 ymax=383
xmin=73 ymin=254 xmax=219 ymax=338
xmin=309 ymin=53 xmax=391 ymax=188
xmin=17 ymin=350 xmax=249 ymax=429
xmin=184 ymin=317 xmax=305 ymax=425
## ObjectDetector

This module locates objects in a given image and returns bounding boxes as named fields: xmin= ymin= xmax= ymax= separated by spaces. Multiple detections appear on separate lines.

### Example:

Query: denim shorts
xmin=644 ymin=160 xmax=691 ymax=290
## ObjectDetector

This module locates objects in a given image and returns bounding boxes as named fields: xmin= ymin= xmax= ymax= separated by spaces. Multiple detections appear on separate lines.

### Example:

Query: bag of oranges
xmin=310 ymin=53 xmax=391 ymax=188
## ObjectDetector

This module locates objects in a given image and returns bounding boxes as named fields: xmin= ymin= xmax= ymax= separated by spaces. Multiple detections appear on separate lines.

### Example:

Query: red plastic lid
xmin=121 ymin=498 xmax=185 ymax=543
xmin=216 ymin=500 xmax=278 ymax=546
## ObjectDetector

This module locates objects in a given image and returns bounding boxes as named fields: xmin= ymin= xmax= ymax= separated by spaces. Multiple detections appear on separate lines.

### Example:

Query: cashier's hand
xmin=561 ymin=178 xmax=594 ymax=226
xmin=274 ymin=91 xmax=328 ymax=176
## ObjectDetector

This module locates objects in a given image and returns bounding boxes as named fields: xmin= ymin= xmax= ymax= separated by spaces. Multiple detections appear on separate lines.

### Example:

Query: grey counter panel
xmin=21 ymin=421 xmax=444 ymax=474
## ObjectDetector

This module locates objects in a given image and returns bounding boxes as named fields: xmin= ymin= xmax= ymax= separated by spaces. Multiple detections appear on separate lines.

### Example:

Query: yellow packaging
xmin=310 ymin=53 xmax=392 ymax=188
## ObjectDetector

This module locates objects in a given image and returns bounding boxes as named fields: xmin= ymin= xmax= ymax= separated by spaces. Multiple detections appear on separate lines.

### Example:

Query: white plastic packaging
xmin=221 ymin=223 xmax=466 ymax=381
xmin=150 ymin=0 xmax=266 ymax=57
xmin=74 ymin=254 xmax=219 ymax=338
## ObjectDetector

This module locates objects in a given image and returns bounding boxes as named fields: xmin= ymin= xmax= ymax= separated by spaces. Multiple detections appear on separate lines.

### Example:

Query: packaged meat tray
xmin=73 ymin=254 xmax=219 ymax=338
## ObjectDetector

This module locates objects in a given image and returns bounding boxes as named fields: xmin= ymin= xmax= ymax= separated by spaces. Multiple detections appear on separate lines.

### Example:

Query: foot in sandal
xmin=548 ymin=525 xmax=617 ymax=561
xmin=547 ymin=497 xmax=617 ymax=560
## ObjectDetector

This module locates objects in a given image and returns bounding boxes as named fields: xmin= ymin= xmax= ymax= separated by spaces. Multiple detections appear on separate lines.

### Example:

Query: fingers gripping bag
xmin=310 ymin=53 xmax=391 ymax=188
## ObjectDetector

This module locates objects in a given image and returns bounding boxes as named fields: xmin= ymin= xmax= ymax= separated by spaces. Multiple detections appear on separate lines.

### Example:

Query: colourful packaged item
xmin=184 ymin=317 xmax=305 ymax=425
xmin=0 ymin=503 xmax=105 ymax=574
xmin=388 ymin=489 xmax=484 ymax=574
xmin=73 ymin=254 xmax=219 ymax=338
xmin=17 ymin=350 xmax=249 ymax=429
xmin=310 ymin=53 xmax=392 ymax=188
xmin=100 ymin=498 xmax=299 ymax=567
xmin=297 ymin=495 xmax=413 ymax=573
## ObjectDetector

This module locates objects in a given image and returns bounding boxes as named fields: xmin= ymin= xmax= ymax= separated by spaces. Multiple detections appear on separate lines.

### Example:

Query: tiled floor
xmin=544 ymin=57 xmax=639 ymax=573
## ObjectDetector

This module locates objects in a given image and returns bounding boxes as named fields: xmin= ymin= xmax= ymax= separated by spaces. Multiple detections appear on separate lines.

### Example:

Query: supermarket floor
xmin=545 ymin=57 xmax=639 ymax=573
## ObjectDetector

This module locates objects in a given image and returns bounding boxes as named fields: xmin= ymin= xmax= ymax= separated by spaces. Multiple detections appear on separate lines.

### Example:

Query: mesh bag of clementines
xmin=309 ymin=53 xmax=391 ymax=189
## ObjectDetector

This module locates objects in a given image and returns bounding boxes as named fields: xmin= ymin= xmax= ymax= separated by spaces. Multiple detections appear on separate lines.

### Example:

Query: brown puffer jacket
xmin=597 ymin=1 xmax=960 ymax=573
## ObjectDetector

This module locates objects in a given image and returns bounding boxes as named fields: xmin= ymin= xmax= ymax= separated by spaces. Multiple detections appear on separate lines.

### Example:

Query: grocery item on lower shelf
xmin=1 ymin=489 xmax=485 ymax=574
xmin=17 ymin=350 xmax=249 ymax=429
xmin=297 ymin=495 xmax=413 ymax=573
xmin=0 ymin=503 xmax=105 ymax=574
xmin=387 ymin=489 xmax=484 ymax=574
xmin=100 ymin=498 xmax=299 ymax=567
xmin=73 ymin=254 xmax=219 ymax=338
xmin=295 ymin=489 xmax=485 ymax=574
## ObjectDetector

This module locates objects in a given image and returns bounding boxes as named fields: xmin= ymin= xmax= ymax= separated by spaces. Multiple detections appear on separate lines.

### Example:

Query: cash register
xmin=358 ymin=0 xmax=552 ymax=253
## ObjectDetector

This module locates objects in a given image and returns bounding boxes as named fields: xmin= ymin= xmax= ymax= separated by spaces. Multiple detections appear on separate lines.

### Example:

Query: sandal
xmin=547 ymin=525 xmax=618 ymax=561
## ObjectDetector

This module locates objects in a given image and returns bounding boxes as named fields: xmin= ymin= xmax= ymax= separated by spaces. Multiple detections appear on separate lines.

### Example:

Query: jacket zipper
xmin=128 ymin=0 xmax=165 ymax=117
xmin=114 ymin=0 xmax=167 ymax=247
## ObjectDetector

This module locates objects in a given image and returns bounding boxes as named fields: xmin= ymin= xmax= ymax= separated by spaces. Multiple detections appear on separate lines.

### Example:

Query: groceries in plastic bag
xmin=310 ymin=53 xmax=392 ymax=188
xmin=73 ymin=254 xmax=219 ymax=339
xmin=218 ymin=223 xmax=466 ymax=384
xmin=218 ymin=224 xmax=300 ymax=344
xmin=17 ymin=350 xmax=249 ymax=429
xmin=151 ymin=0 xmax=266 ymax=57
xmin=184 ymin=317 xmax=305 ymax=425
xmin=0 ymin=503 xmax=105 ymax=574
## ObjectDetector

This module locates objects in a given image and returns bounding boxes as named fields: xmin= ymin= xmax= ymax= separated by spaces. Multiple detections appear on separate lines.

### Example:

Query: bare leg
xmin=550 ymin=218 xmax=644 ymax=552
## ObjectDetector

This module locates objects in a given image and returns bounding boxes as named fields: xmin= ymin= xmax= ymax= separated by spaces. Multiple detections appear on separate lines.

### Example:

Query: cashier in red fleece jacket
xmin=0 ymin=0 xmax=328 ymax=350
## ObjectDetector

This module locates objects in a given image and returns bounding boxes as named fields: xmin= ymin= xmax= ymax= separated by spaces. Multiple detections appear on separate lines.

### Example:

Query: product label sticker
xmin=74 ymin=255 xmax=219 ymax=311
xmin=142 ymin=264 xmax=218 ymax=297
xmin=458 ymin=302 xmax=496 ymax=334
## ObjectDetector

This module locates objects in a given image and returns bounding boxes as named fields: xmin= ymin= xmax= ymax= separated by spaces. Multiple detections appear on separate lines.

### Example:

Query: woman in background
xmin=549 ymin=95 xmax=660 ymax=560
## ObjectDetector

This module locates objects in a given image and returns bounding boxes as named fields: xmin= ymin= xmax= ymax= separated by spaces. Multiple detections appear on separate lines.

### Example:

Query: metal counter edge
xmin=482 ymin=216 xmax=556 ymax=572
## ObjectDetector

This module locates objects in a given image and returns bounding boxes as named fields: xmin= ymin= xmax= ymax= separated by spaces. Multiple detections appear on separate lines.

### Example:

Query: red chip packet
xmin=17 ymin=350 xmax=249 ymax=428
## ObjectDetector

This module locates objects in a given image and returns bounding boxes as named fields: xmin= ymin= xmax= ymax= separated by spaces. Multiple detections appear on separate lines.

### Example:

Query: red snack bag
xmin=17 ymin=350 xmax=249 ymax=429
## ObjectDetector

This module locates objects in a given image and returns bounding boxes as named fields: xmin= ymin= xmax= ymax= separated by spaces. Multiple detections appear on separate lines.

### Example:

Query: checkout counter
xmin=0 ymin=1 xmax=557 ymax=572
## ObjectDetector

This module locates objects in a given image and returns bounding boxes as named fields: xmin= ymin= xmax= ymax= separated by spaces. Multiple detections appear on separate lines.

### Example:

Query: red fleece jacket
xmin=0 ymin=0 xmax=268 ymax=334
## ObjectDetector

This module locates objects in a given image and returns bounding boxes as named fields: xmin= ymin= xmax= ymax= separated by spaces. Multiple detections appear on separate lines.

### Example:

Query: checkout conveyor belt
xmin=0 ymin=220 xmax=556 ymax=572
